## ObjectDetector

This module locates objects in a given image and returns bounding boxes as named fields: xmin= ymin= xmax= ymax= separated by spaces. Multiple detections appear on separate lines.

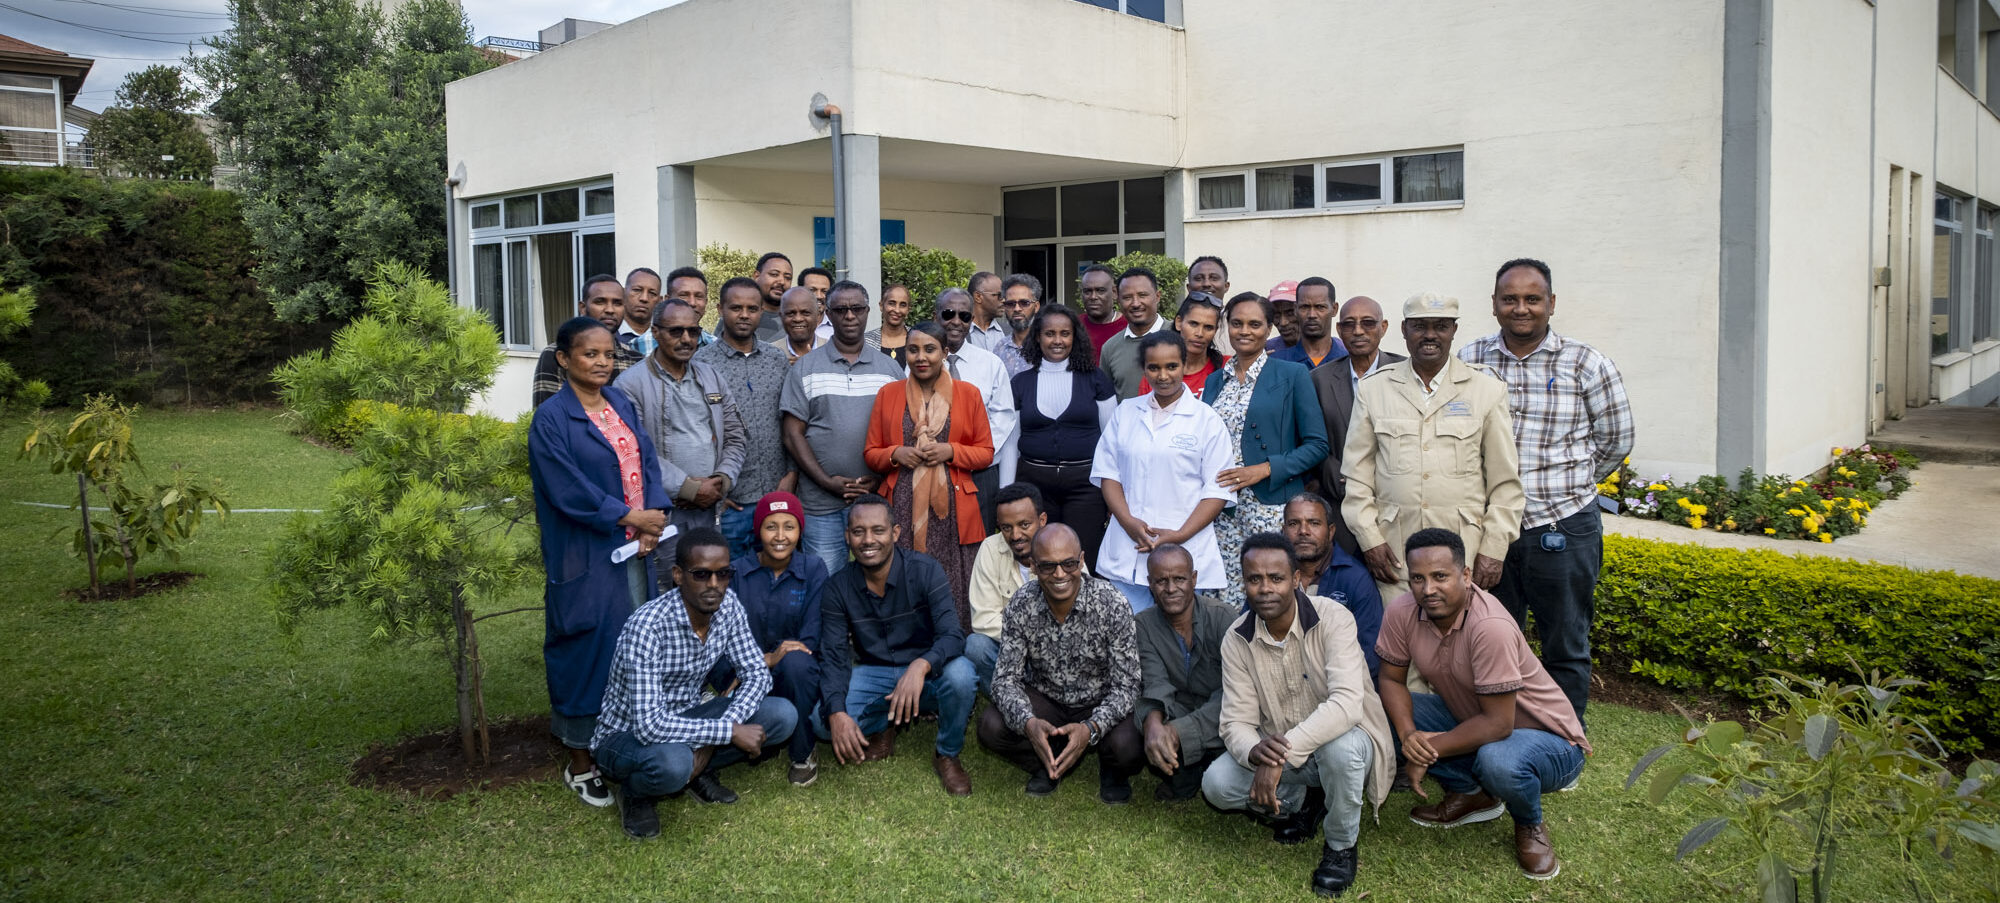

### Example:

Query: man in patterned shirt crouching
xmin=591 ymin=527 xmax=797 ymax=840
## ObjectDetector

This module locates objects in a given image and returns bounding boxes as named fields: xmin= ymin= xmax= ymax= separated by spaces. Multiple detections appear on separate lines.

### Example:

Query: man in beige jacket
xmin=1341 ymin=292 xmax=1524 ymax=598
xmin=1202 ymin=533 xmax=1392 ymax=899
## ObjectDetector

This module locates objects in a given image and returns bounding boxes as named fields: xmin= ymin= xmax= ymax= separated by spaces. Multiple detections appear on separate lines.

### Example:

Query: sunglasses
xmin=1033 ymin=557 xmax=1084 ymax=576
xmin=656 ymin=325 xmax=703 ymax=338
xmin=936 ymin=309 xmax=973 ymax=323
xmin=1337 ymin=319 xmax=1383 ymax=331
xmin=828 ymin=305 xmax=870 ymax=317
xmin=681 ymin=568 xmax=732 ymax=584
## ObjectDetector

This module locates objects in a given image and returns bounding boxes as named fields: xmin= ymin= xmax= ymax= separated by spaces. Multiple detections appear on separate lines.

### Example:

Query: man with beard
xmin=1282 ymin=493 xmax=1382 ymax=683
xmin=694 ymin=278 xmax=800 ymax=560
xmin=1340 ymin=292 xmax=1522 ymax=599
xmin=1133 ymin=543 xmax=1232 ymax=802
xmin=1310 ymin=295 xmax=1404 ymax=554
xmin=532 ymin=274 xmax=642 ymax=409
xmin=1273 ymin=277 xmax=1348 ymax=371
xmin=591 ymin=528 xmax=798 ymax=839
xmin=614 ymin=299 xmax=747 ymax=567
xmin=1100 ymin=267 xmax=1172 ymax=399
xmin=995 ymin=273 xmax=1040 ymax=377
xmin=753 ymin=252 xmax=794 ymax=344
xmin=966 ymin=482 xmax=1048 ymax=695
xmin=1264 ymin=281 xmax=1302 ymax=352
xmin=1202 ymin=532 xmax=1392 ymax=897
xmin=966 ymin=271 xmax=1012 ymax=354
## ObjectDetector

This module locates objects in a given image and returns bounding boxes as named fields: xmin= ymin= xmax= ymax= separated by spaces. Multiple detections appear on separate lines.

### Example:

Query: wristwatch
xmin=1087 ymin=721 xmax=1103 ymax=746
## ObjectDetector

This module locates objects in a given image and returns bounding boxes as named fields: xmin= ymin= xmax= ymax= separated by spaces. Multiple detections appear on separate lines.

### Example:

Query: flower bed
xmin=1596 ymin=446 xmax=1916 ymax=542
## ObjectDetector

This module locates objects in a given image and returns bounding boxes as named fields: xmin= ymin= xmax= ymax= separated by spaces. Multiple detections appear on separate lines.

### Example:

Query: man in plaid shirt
xmin=591 ymin=527 xmax=798 ymax=839
xmin=1459 ymin=258 xmax=1633 ymax=720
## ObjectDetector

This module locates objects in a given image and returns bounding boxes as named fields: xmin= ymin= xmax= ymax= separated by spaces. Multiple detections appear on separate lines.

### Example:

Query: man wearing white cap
xmin=1339 ymin=293 xmax=1523 ymax=599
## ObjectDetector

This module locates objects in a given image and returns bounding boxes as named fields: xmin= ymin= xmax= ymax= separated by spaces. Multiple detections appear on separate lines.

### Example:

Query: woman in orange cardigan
xmin=864 ymin=321 xmax=995 ymax=621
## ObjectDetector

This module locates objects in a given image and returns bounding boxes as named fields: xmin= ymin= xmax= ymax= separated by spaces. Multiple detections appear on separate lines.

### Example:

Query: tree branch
xmin=470 ymin=606 xmax=543 ymax=623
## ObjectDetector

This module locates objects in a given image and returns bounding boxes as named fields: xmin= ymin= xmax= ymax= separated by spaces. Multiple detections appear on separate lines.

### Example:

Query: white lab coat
xmin=1090 ymin=391 xmax=1235 ymax=590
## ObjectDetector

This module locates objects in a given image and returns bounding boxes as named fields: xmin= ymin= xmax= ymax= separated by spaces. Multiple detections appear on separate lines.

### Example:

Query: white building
xmin=445 ymin=0 xmax=2000 ymax=480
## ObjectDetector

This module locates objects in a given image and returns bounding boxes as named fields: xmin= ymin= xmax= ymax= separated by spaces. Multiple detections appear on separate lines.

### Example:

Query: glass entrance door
xmin=1059 ymin=243 xmax=1118 ymax=306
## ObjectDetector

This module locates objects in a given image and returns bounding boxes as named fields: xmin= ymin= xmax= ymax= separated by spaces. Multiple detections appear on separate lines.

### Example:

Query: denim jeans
xmin=1407 ymin=692 xmax=1583 ymax=825
xmin=1201 ymin=725 xmax=1375 ymax=848
xmin=962 ymin=632 xmax=999 ymax=697
xmin=1493 ymin=505 xmax=1602 ymax=718
xmin=709 ymin=650 xmax=820 ymax=765
xmin=592 ymin=694 xmax=798 ymax=799
xmin=1106 ymin=577 xmax=1154 ymax=614
xmin=800 ymin=505 xmax=851 ymax=578
xmin=813 ymin=658 xmax=978 ymax=757
xmin=718 ymin=504 xmax=757 ymax=563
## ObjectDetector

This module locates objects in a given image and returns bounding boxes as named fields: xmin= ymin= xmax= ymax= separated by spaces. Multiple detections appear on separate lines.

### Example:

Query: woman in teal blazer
xmin=1202 ymin=293 xmax=1330 ymax=606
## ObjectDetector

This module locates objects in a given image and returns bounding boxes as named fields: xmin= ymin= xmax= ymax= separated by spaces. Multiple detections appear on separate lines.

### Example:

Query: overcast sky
xmin=0 ymin=0 xmax=674 ymax=112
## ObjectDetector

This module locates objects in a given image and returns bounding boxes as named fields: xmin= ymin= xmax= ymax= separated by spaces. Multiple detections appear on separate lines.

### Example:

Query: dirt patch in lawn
xmin=351 ymin=716 xmax=565 ymax=799
xmin=63 ymin=571 xmax=199 ymax=602
xmin=1592 ymin=655 xmax=1759 ymax=728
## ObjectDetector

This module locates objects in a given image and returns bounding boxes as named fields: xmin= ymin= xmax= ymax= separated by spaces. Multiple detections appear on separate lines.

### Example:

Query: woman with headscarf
xmin=864 ymin=321 xmax=995 ymax=620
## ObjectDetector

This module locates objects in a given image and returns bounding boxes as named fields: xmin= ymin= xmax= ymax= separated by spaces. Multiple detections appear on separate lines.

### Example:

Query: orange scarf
xmin=904 ymin=372 xmax=955 ymax=549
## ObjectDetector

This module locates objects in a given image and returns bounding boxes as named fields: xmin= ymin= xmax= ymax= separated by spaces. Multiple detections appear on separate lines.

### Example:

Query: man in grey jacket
xmin=1133 ymin=544 xmax=1233 ymax=802
xmin=613 ymin=299 xmax=747 ymax=571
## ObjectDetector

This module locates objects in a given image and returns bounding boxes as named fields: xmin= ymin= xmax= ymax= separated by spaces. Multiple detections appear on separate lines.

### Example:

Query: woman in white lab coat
xmin=1090 ymin=330 xmax=1235 ymax=613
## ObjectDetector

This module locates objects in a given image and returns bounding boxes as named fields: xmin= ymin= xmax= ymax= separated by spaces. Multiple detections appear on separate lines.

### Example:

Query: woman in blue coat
xmin=1203 ymin=293 xmax=1330 ymax=608
xmin=529 ymin=316 xmax=670 ymax=808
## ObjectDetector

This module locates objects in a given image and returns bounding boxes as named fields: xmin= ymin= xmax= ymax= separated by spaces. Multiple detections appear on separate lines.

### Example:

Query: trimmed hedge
xmin=1597 ymin=534 xmax=2000 ymax=752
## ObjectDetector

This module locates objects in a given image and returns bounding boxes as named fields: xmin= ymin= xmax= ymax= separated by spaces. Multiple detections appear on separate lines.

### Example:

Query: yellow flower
xmin=1687 ymin=516 xmax=1704 ymax=530
xmin=1723 ymin=518 xmax=1737 ymax=530
xmin=1623 ymin=456 xmax=1631 ymax=464
xmin=1692 ymin=504 xmax=1709 ymax=516
xmin=1764 ymin=528 xmax=1777 ymax=535
xmin=1786 ymin=508 xmax=1806 ymax=517
xmin=1676 ymin=497 xmax=1691 ymax=508
xmin=1793 ymin=480 xmax=1808 ymax=488
xmin=1648 ymin=483 xmax=1669 ymax=492
xmin=1833 ymin=447 xmax=1845 ymax=456
xmin=1802 ymin=516 xmax=1820 ymax=532
xmin=1819 ymin=533 xmax=1833 ymax=543
xmin=1821 ymin=499 xmax=1835 ymax=512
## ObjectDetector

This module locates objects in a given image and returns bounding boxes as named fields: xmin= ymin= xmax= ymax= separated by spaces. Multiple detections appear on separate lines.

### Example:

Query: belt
xmin=1022 ymin=457 xmax=1094 ymax=468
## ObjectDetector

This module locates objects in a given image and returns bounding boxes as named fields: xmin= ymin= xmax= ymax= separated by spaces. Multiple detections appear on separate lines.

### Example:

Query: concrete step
xmin=1868 ymin=405 xmax=2000 ymax=466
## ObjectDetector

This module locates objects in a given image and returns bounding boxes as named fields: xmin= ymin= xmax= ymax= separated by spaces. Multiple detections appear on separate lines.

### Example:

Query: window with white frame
xmin=1193 ymin=149 xmax=1465 ymax=217
xmin=468 ymin=180 xmax=615 ymax=350
xmin=1001 ymin=176 xmax=1167 ymax=306
xmin=1934 ymin=191 xmax=1966 ymax=356
xmin=0 ymin=73 xmax=63 ymax=166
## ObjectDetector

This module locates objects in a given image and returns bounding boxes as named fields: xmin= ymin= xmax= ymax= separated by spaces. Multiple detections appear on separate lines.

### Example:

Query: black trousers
xmin=1492 ymin=505 xmax=1603 ymax=719
xmin=977 ymin=684 xmax=1144 ymax=780
xmin=1017 ymin=458 xmax=1109 ymax=568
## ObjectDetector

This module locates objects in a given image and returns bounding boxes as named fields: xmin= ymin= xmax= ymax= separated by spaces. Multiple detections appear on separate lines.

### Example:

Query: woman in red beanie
xmin=711 ymin=490 xmax=829 ymax=786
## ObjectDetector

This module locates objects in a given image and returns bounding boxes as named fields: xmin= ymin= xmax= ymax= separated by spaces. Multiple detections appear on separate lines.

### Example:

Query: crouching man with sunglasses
xmin=592 ymin=527 xmax=799 ymax=840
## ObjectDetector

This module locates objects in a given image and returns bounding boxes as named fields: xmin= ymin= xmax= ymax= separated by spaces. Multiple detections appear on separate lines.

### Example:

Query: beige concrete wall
xmin=1762 ymin=0 xmax=1877 ymax=478
xmin=1176 ymin=0 xmax=1728 ymax=478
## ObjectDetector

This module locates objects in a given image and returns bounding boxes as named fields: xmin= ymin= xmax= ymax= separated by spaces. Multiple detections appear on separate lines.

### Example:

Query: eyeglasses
xmin=1033 ymin=557 xmax=1084 ymax=576
xmin=1002 ymin=299 xmax=1038 ymax=311
xmin=682 ymin=568 xmax=732 ymax=584
xmin=828 ymin=305 xmax=869 ymax=317
xmin=936 ymin=309 xmax=973 ymax=322
xmin=656 ymin=326 xmax=703 ymax=338
xmin=1337 ymin=318 xmax=1383 ymax=331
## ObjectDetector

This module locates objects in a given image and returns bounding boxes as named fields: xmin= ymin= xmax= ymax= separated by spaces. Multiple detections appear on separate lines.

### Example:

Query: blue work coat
xmin=528 ymin=382 xmax=670 ymax=717
xmin=1203 ymin=357 xmax=1331 ymax=505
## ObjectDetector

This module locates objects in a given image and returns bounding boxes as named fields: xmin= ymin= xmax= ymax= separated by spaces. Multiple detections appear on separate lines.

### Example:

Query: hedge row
xmin=1597 ymin=534 xmax=2000 ymax=752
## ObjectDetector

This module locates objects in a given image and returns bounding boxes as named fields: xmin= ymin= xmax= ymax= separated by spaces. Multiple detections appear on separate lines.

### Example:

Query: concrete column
xmin=839 ymin=134 xmax=883 ymax=312
xmin=1163 ymin=169 xmax=1187 ymax=262
xmin=657 ymin=164 xmax=697 ymax=269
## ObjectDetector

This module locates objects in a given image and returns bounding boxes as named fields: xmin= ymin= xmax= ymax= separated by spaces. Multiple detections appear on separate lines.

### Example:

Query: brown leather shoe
xmin=1408 ymin=791 xmax=1505 ymax=828
xmin=1515 ymin=821 xmax=1560 ymax=880
xmin=933 ymin=754 xmax=972 ymax=796
xmin=863 ymin=729 xmax=897 ymax=761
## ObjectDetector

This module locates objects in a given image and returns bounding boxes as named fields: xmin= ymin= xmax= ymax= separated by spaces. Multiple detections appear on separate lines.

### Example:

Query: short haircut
xmin=674 ymin=526 xmax=730 ymax=569
xmin=1404 ymin=527 xmax=1467 ymax=566
xmin=719 ymin=276 xmax=761 ymax=301
xmin=1080 ymin=263 xmax=1118 ymax=282
xmin=1241 ymin=531 xmax=1298 ymax=572
xmin=1284 ymin=491 xmax=1334 ymax=522
xmin=651 ymin=298 xmax=697 ymax=326
xmin=968 ymin=271 xmax=1000 ymax=292
xmin=582 ymin=273 xmax=623 ymax=295
xmin=907 ymin=320 xmax=947 ymax=346
xmin=1225 ymin=291 xmax=1273 ymax=323
xmin=993 ymin=481 xmax=1047 ymax=516
xmin=849 ymin=493 xmax=892 ymax=518
xmin=665 ymin=266 xmax=707 ymax=289
xmin=1136 ymin=329 xmax=1185 ymax=367
xmin=1189 ymin=255 xmax=1228 ymax=278
xmin=799 ymin=266 xmax=834 ymax=285
xmin=1117 ymin=266 xmax=1159 ymax=293
xmin=1022 ymin=304 xmax=1096 ymax=370
xmin=1001 ymin=272 xmax=1043 ymax=301
xmin=828 ymin=279 xmax=869 ymax=304
xmin=555 ymin=315 xmax=611 ymax=352
xmin=1147 ymin=542 xmax=1193 ymax=569
xmin=1495 ymin=257 xmax=1553 ymax=292
xmin=625 ymin=266 xmax=661 ymax=285
xmin=755 ymin=251 xmax=791 ymax=272
xmin=935 ymin=286 xmax=972 ymax=308
xmin=1296 ymin=276 xmax=1335 ymax=300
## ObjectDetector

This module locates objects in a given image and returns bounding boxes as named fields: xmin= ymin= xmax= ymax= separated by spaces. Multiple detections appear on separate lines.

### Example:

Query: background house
xmin=444 ymin=0 xmax=2000 ymax=480
xmin=0 ymin=33 xmax=94 ymax=169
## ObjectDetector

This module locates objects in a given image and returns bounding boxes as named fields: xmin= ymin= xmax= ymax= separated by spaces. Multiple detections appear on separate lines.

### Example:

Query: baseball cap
xmin=1400 ymin=292 xmax=1460 ymax=319
xmin=1267 ymin=281 xmax=1299 ymax=303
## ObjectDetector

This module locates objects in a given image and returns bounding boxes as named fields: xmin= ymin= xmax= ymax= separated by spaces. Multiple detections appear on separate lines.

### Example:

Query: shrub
xmin=273 ymin=262 xmax=500 ymax=442
xmin=1101 ymin=251 xmax=1188 ymax=321
xmin=695 ymin=241 xmax=758 ymax=330
xmin=0 ymin=281 xmax=50 ymax=412
xmin=1597 ymin=534 xmax=2000 ymax=752
xmin=880 ymin=243 xmax=977 ymax=324
xmin=1600 ymin=445 xmax=1915 ymax=541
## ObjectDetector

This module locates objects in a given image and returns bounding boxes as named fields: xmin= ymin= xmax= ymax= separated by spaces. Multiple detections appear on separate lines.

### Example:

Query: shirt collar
xmin=1498 ymin=329 xmax=1565 ymax=361
xmin=1233 ymin=590 xmax=1321 ymax=644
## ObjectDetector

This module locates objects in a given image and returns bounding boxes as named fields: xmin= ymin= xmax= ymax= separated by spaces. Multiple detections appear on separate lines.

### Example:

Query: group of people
xmin=523 ymin=250 xmax=1633 ymax=895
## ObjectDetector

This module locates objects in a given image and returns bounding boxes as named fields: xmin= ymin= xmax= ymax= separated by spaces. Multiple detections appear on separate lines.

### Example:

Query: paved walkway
xmin=1870 ymin=404 xmax=2000 ymax=465
xmin=1603 ymin=461 xmax=2000 ymax=580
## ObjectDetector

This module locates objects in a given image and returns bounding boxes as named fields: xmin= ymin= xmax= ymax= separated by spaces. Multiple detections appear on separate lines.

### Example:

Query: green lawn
xmin=0 ymin=410 xmax=1977 ymax=901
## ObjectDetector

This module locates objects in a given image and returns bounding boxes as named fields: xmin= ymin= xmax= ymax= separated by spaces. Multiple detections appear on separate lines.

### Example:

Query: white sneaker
xmin=564 ymin=764 xmax=614 ymax=808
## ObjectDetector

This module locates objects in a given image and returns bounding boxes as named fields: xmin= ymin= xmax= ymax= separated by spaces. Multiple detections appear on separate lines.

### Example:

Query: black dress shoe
xmin=1311 ymin=843 xmax=1358 ymax=897
xmin=618 ymin=790 xmax=661 ymax=840
xmin=1099 ymin=771 xmax=1133 ymax=805
xmin=1273 ymin=787 xmax=1327 ymax=845
xmin=688 ymin=770 xmax=738 ymax=804
xmin=1025 ymin=768 xmax=1058 ymax=797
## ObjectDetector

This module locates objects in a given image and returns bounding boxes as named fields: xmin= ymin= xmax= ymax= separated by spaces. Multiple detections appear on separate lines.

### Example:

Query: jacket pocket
xmin=1434 ymin=416 xmax=1481 ymax=476
xmin=1373 ymin=419 xmax=1419 ymax=475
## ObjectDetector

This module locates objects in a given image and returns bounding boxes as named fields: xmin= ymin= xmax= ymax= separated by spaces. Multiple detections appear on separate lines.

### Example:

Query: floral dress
xmin=1209 ymin=353 xmax=1286 ymax=609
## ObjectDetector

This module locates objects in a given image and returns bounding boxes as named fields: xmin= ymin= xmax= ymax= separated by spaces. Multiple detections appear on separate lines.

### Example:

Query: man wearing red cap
xmin=711 ymin=491 xmax=830 ymax=786
xmin=1265 ymin=281 xmax=1302 ymax=353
